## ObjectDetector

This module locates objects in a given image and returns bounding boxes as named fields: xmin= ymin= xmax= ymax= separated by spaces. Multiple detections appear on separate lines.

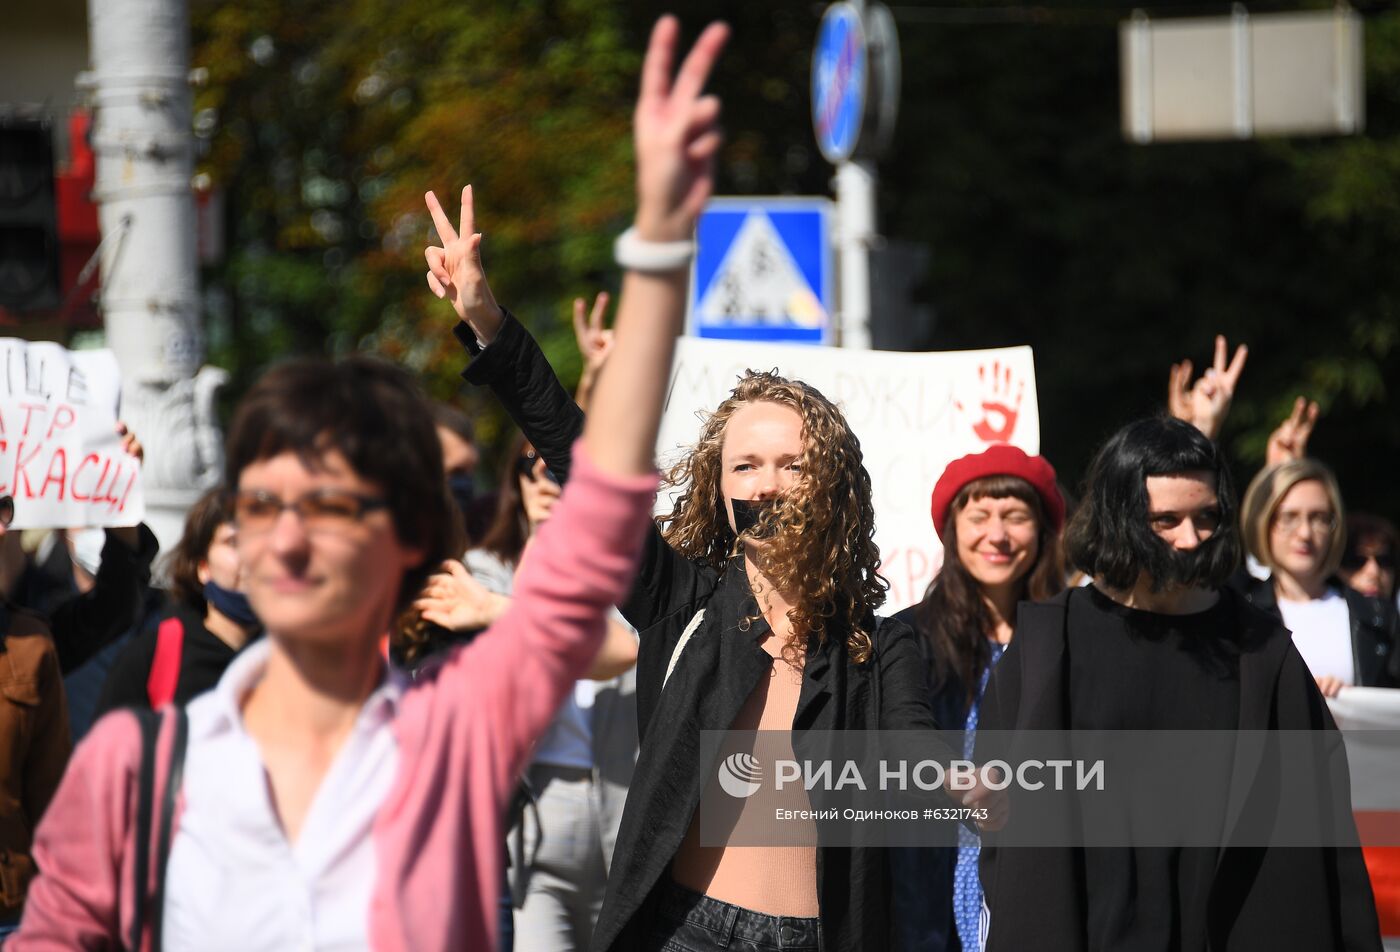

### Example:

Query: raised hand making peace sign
xmin=1265 ymin=395 xmax=1320 ymax=467
xmin=423 ymin=16 xmax=726 ymax=345
xmin=632 ymin=16 xmax=729 ymax=243
xmin=423 ymin=185 xmax=504 ymax=340
xmin=1167 ymin=334 xmax=1249 ymax=441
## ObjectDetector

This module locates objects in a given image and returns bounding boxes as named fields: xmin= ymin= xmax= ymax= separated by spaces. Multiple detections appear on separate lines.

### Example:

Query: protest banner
xmin=1329 ymin=688 xmax=1400 ymax=947
xmin=657 ymin=337 xmax=1040 ymax=611
xmin=0 ymin=339 xmax=144 ymax=529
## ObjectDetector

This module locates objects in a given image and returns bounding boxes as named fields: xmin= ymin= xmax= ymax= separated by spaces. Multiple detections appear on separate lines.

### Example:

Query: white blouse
xmin=1279 ymin=587 xmax=1355 ymax=687
xmin=162 ymin=640 xmax=405 ymax=952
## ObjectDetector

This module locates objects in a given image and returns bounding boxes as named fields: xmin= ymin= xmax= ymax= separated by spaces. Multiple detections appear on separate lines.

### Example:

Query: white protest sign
xmin=1328 ymin=688 xmax=1400 ymax=945
xmin=0 ymin=340 xmax=144 ymax=529
xmin=658 ymin=338 xmax=1040 ymax=612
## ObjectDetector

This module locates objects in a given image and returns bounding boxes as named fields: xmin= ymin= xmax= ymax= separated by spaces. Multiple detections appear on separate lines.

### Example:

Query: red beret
xmin=930 ymin=445 xmax=1064 ymax=541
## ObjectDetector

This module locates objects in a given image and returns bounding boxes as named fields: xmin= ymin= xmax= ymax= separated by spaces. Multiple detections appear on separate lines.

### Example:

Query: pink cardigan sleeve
xmin=12 ymin=711 xmax=144 ymax=950
xmin=371 ymin=440 xmax=656 ymax=952
xmin=416 ymin=440 xmax=654 ymax=793
xmin=17 ymin=443 xmax=658 ymax=952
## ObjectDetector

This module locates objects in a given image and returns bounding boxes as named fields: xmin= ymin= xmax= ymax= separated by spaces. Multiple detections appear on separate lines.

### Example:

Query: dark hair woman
xmin=1339 ymin=512 xmax=1398 ymax=603
xmin=95 ymin=488 xmax=262 ymax=714
xmin=890 ymin=445 xmax=1066 ymax=952
xmin=475 ymin=434 xmax=545 ymax=572
xmin=1065 ymin=417 xmax=1241 ymax=594
xmin=976 ymin=415 xmax=1382 ymax=952
xmin=431 ymin=400 xmax=489 ymax=545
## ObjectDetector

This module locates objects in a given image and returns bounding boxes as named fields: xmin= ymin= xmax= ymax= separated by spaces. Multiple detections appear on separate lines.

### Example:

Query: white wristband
xmin=613 ymin=225 xmax=694 ymax=273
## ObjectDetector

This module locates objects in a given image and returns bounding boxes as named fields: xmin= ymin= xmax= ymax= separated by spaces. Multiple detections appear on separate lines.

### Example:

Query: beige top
xmin=670 ymin=630 xmax=820 ymax=917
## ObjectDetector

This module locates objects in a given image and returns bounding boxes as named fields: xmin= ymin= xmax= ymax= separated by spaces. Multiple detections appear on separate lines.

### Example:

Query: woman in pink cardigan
xmin=11 ymin=16 xmax=727 ymax=951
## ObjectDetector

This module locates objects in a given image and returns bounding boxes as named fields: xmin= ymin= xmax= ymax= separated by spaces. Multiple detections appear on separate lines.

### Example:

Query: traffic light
xmin=0 ymin=114 xmax=61 ymax=312
xmin=870 ymin=240 xmax=935 ymax=351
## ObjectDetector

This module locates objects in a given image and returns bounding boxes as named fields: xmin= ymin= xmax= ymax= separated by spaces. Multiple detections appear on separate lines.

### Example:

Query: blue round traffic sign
xmin=811 ymin=3 xmax=868 ymax=163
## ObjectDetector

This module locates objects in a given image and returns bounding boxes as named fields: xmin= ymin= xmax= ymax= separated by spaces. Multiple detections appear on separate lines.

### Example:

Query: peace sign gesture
xmin=632 ymin=17 xmax=729 ymax=243
xmin=571 ymin=292 xmax=614 ymax=411
xmin=1265 ymin=395 xmax=1320 ymax=467
xmin=573 ymin=293 xmax=614 ymax=372
xmin=1167 ymin=334 xmax=1249 ymax=440
xmin=423 ymin=184 xmax=505 ymax=341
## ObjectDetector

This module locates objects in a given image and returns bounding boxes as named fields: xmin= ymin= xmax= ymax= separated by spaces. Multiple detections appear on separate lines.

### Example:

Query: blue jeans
xmin=646 ymin=879 xmax=821 ymax=951
xmin=499 ymin=871 xmax=513 ymax=952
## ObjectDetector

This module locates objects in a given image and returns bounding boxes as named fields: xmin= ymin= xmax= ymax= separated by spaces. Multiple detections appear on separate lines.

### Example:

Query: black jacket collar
xmin=1228 ymin=570 xmax=1397 ymax=688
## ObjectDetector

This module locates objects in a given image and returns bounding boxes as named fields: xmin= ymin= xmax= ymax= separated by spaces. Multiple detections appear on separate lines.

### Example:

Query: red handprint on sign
xmin=957 ymin=361 xmax=1024 ymax=444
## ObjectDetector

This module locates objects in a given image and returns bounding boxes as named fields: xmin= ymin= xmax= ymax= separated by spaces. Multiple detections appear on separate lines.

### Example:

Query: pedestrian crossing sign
xmin=688 ymin=197 xmax=834 ymax=345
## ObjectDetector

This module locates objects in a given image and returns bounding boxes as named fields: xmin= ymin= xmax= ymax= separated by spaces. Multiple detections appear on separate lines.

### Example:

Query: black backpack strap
xmin=126 ymin=706 xmax=190 ymax=952
xmin=128 ymin=708 xmax=160 ymax=951
xmin=150 ymin=706 xmax=189 ymax=952
xmin=506 ymin=775 xmax=540 ymax=909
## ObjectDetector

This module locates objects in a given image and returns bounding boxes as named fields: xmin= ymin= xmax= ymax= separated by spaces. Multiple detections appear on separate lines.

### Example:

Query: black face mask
xmin=448 ymin=473 xmax=475 ymax=518
xmin=203 ymin=580 xmax=259 ymax=628
xmin=730 ymin=498 xmax=777 ymax=539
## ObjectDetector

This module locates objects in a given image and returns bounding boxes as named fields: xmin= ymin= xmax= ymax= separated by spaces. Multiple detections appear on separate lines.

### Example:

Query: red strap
xmin=146 ymin=616 xmax=185 ymax=709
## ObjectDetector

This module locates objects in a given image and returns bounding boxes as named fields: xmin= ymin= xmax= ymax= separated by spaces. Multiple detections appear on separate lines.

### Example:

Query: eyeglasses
xmin=233 ymin=489 xmax=389 ymax=535
xmin=0 ymin=495 xmax=12 ymax=528
xmin=1272 ymin=511 xmax=1336 ymax=534
xmin=515 ymin=451 xmax=560 ymax=486
xmin=1340 ymin=550 xmax=1396 ymax=572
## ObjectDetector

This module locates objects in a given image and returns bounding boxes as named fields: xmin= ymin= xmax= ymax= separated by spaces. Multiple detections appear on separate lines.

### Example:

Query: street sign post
xmin=688 ymin=197 xmax=834 ymax=345
xmin=811 ymin=2 xmax=900 ymax=350
xmin=811 ymin=3 xmax=868 ymax=164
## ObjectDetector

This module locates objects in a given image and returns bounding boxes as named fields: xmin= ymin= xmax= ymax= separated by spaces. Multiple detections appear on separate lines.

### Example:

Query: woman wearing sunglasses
xmin=1339 ymin=513 xmax=1398 ymax=605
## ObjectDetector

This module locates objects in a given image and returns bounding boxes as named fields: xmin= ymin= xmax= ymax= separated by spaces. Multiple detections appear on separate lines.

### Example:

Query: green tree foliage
xmin=194 ymin=0 xmax=1400 ymax=515
xmin=877 ymin=1 xmax=1400 ymax=512
xmin=194 ymin=0 xmax=640 ymax=461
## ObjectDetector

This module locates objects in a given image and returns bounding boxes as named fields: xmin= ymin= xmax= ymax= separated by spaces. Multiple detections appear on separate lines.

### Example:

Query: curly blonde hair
xmin=658 ymin=370 xmax=886 ymax=664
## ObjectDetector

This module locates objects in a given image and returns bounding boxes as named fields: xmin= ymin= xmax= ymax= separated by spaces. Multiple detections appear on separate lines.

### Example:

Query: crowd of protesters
xmin=0 ymin=13 xmax=1393 ymax=952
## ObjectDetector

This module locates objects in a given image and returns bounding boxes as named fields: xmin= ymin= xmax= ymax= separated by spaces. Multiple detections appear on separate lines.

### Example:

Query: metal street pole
xmin=838 ymin=0 xmax=873 ymax=351
xmin=814 ymin=0 xmax=897 ymax=351
xmin=82 ymin=0 xmax=225 ymax=552
xmin=836 ymin=159 xmax=875 ymax=350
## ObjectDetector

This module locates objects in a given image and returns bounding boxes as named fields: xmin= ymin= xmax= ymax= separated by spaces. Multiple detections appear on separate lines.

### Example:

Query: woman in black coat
xmin=446 ymin=310 xmax=992 ymax=951
xmin=890 ymin=445 xmax=1066 ymax=952
xmin=424 ymin=209 xmax=1001 ymax=952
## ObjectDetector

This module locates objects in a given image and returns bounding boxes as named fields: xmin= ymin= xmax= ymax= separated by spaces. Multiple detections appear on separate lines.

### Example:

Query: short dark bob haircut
xmin=1065 ymin=416 xmax=1240 ymax=591
xmin=224 ymin=355 xmax=454 ymax=613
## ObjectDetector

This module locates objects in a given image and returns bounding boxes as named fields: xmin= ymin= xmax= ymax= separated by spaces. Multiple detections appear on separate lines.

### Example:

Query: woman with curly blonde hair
xmin=658 ymin=370 xmax=885 ymax=667
xmin=435 ymin=234 xmax=1001 ymax=951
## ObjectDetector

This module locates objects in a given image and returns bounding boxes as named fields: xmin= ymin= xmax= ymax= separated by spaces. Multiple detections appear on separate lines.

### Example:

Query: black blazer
xmin=1228 ymin=571 xmax=1397 ymax=688
xmin=977 ymin=587 xmax=1382 ymax=952
xmin=458 ymin=312 xmax=943 ymax=952
xmin=885 ymin=600 xmax=975 ymax=952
